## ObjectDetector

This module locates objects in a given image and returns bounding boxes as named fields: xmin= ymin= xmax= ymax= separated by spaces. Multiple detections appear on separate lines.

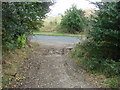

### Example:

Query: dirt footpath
xmin=10 ymin=42 xmax=105 ymax=88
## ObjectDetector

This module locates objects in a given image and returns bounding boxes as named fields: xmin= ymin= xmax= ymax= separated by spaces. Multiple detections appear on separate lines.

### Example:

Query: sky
xmin=47 ymin=0 xmax=101 ymax=17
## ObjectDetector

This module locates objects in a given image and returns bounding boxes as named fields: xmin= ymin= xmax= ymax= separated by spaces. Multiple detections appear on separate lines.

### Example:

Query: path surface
xmin=11 ymin=36 xmax=104 ymax=88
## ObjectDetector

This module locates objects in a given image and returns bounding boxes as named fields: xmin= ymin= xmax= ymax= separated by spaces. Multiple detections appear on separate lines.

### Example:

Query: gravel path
xmin=10 ymin=42 xmax=105 ymax=88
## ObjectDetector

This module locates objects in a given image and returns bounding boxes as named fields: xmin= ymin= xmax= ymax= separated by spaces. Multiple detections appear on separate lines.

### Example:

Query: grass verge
xmin=2 ymin=42 xmax=40 ymax=88
xmin=33 ymin=32 xmax=85 ymax=37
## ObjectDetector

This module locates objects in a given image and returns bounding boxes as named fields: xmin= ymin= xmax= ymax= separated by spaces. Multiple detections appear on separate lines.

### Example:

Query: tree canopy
xmin=71 ymin=2 xmax=120 ymax=81
xmin=2 ymin=2 xmax=53 ymax=52
xmin=59 ymin=5 xmax=86 ymax=33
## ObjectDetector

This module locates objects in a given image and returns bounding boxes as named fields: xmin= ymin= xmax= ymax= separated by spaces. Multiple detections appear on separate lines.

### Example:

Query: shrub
xmin=2 ymin=2 xmax=53 ymax=52
xmin=71 ymin=2 xmax=120 ymax=87
xmin=87 ymin=2 xmax=120 ymax=61
xmin=59 ymin=5 xmax=86 ymax=33
xmin=72 ymin=42 xmax=120 ymax=73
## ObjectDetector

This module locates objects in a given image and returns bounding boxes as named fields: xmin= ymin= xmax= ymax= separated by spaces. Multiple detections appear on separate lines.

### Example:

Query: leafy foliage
xmin=17 ymin=34 xmax=26 ymax=48
xmin=71 ymin=2 xmax=120 ymax=87
xmin=87 ymin=2 xmax=120 ymax=61
xmin=59 ymin=5 xmax=86 ymax=33
xmin=2 ymin=2 xmax=52 ymax=52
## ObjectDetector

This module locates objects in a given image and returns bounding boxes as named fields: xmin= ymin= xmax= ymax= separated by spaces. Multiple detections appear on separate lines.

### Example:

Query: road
xmin=32 ymin=35 xmax=82 ymax=44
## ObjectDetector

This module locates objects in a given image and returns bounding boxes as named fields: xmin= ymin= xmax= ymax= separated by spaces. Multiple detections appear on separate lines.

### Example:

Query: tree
xmin=71 ymin=2 xmax=120 ymax=78
xmin=59 ymin=5 xmax=86 ymax=33
xmin=88 ymin=2 xmax=120 ymax=61
xmin=2 ymin=2 xmax=53 ymax=52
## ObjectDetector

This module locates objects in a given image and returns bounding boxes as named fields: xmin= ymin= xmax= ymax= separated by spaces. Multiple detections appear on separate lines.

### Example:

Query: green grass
xmin=104 ymin=77 xmax=120 ymax=88
xmin=33 ymin=32 xmax=85 ymax=37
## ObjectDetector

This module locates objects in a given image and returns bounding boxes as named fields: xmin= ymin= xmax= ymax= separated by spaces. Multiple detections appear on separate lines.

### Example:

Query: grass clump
xmin=104 ymin=77 xmax=120 ymax=88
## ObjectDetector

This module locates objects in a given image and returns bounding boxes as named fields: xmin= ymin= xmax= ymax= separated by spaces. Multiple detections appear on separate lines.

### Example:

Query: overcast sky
xmin=47 ymin=0 xmax=101 ymax=17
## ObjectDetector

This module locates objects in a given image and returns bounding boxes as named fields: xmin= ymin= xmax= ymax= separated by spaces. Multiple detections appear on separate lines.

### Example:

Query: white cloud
xmin=47 ymin=0 xmax=101 ymax=17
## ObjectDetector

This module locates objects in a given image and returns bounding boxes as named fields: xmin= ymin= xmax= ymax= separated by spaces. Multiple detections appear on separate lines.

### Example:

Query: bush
xmin=2 ymin=2 xmax=53 ymax=53
xmin=71 ymin=40 xmax=120 ymax=87
xmin=59 ymin=5 xmax=86 ymax=33
xmin=71 ymin=2 xmax=120 ymax=87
